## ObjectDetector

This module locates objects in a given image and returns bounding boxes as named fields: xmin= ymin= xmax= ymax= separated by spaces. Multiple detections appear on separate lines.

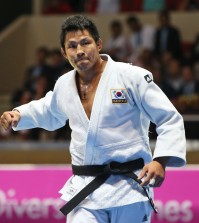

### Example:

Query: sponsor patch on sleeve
xmin=144 ymin=74 xmax=153 ymax=83
xmin=110 ymin=89 xmax=128 ymax=103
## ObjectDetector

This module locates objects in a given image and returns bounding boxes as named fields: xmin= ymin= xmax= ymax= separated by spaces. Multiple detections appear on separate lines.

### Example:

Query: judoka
xmin=0 ymin=15 xmax=186 ymax=223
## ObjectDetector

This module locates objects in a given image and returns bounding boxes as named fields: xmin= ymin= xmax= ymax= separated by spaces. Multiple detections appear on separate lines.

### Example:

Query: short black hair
xmin=110 ymin=20 xmax=122 ymax=28
xmin=126 ymin=15 xmax=139 ymax=25
xmin=159 ymin=10 xmax=170 ymax=20
xmin=60 ymin=15 xmax=100 ymax=49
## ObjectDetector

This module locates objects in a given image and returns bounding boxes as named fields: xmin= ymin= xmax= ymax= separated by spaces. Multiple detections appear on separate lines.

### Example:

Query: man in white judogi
xmin=0 ymin=15 xmax=186 ymax=223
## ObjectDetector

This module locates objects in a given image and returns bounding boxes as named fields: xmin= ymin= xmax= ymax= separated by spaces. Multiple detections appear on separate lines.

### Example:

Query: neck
xmin=76 ymin=57 xmax=107 ymax=101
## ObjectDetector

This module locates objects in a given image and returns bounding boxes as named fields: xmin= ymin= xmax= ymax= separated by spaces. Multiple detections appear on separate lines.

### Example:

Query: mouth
xmin=76 ymin=57 xmax=88 ymax=63
xmin=75 ymin=58 xmax=90 ymax=70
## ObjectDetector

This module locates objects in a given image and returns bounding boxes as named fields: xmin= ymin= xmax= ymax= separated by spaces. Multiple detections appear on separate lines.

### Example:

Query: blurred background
xmin=0 ymin=0 xmax=199 ymax=222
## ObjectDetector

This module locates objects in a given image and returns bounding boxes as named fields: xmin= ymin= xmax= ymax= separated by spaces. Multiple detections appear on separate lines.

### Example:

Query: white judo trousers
xmin=67 ymin=201 xmax=152 ymax=223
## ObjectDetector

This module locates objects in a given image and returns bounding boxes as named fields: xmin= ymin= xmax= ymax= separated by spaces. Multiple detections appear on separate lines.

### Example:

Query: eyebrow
xmin=66 ymin=37 xmax=91 ymax=45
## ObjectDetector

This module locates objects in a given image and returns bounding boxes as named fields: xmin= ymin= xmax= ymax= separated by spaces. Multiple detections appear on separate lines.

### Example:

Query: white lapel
xmin=84 ymin=55 xmax=113 ymax=164
xmin=70 ymin=70 xmax=90 ymax=131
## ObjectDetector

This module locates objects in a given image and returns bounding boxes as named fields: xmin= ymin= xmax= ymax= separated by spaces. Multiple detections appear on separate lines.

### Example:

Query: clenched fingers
xmin=0 ymin=111 xmax=20 ymax=131
xmin=1 ymin=113 xmax=12 ymax=130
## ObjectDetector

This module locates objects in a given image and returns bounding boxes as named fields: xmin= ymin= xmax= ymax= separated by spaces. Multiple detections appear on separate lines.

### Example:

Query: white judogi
xmin=13 ymin=55 xmax=186 ymax=210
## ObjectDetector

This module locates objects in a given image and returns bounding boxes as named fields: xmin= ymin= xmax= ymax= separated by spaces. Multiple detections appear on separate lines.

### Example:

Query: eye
xmin=68 ymin=43 xmax=77 ymax=49
xmin=82 ymin=39 xmax=90 ymax=45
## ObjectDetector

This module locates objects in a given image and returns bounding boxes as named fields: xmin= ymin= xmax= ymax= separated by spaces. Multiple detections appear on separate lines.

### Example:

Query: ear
xmin=96 ymin=39 xmax=103 ymax=52
xmin=61 ymin=48 xmax=67 ymax=59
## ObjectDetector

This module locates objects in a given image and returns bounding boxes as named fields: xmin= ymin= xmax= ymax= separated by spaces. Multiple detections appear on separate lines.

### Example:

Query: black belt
xmin=60 ymin=158 xmax=158 ymax=216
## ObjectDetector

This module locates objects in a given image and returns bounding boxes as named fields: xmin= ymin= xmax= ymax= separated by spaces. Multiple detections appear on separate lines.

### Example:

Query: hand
xmin=138 ymin=157 xmax=169 ymax=187
xmin=0 ymin=110 xmax=21 ymax=131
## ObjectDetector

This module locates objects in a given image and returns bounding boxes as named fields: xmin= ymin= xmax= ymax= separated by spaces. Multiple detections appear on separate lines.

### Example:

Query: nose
xmin=76 ymin=44 xmax=84 ymax=56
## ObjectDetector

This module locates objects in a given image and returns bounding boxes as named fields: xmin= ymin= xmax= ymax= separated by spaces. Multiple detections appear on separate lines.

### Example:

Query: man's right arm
xmin=1 ymin=91 xmax=67 ymax=132
xmin=0 ymin=110 xmax=21 ymax=131
xmin=15 ymin=91 xmax=67 ymax=131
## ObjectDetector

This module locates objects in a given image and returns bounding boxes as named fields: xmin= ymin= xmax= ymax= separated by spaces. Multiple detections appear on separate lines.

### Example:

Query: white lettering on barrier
xmin=0 ymin=189 xmax=194 ymax=222
xmin=0 ymin=189 xmax=64 ymax=220
xmin=153 ymin=200 xmax=193 ymax=222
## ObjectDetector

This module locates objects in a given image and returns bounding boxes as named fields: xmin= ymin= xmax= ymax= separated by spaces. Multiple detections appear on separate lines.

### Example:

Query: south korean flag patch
xmin=110 ymin=89 xmax=128 ymax=103
xmin=144 ymin=74 xmax=153 ymax=83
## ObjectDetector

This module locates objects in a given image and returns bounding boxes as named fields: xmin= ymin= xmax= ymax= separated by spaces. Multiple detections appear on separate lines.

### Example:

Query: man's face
xmin=159 ymin=15 xmax=169 ymax=27
xmin=62 ymin=29 xmax=102 ymax=72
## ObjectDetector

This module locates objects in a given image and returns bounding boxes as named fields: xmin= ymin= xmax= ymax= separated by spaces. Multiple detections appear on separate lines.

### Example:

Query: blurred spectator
xmin=162 ymin=58 xmax=183 ymax=102
xmin=10 ymin=75 xmax=51 ymax=140
xmin=126 ymin=15 xmax=156 ymax=62
xmin=98 ymin=0 xmax=120 ymax=14
xmin=194 ymin=63 xmax=199 ymax=81
xmin=177 ymin=0 xmax=199 ymax=11
xmin=192 ymin=35 xmax=199 ymax=80
xmin=104 ymin=20 xmax=130 ymax=62
xmin=7 ymin=46 xmax=73 ymax=141
xmin=23 ymin=75 xmax=50 ymax=140
xmin=143 ymin=0 xmax=166 ymax=12
xmin=133 ymin=49 xmax=160 ymax=73
xmin=23 ymin=46 xmax=52 ymax=94
xmin=181 ymin=42 xmax=194 ymax=66
xmin=178 ymin=65 xmax=199 ymax=113
xmin=11 ymin=46 xmax=52 ymax=109
xmin=34 ymin=75 xmax=49 ymax=100
xmin=42 ymin=0 xmax=72 ymax=14
xmin=11 ymin=88 xmax=32 ymax=108
xmin=191 ymin=34 xmax=199 ymax=64
xmin=86 ymin=0 xmax=199 ymax=13
xmin=47 ymin=49 xmax=73 ymax=141
xmin=48 ymin=48 xmax=73 ymax=87
xmin=165 ymin=0 xmax=181 ymax=10
xmin=86 ymin=0 xmax=120 ymax=14
xmin=182 ymin=65 xmax=199 ymax=95
xmin=86 ymin=0 xmax=144 ymax=13
xmin=154 ymin=10 xmax=183 ymax=60
xmin=159 ymin=51 xmax=173 ymax=78
xmin=10 ymin=47 xmax=51 ymax=140
xmin=152 ymin=68 xmax=165 ymax=89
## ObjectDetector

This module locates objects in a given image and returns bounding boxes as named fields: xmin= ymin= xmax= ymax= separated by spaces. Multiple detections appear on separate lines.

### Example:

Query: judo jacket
xmin=14 ymin=54 xmax=186 ymax=209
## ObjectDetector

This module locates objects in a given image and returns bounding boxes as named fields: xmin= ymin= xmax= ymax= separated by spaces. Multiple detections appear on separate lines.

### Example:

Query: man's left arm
xmin=128 ymin=67 xmax=186 ymax=187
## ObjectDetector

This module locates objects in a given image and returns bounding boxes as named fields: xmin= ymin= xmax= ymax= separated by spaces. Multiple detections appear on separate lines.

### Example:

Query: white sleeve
xmin=13 ymin=91 xmax=67 ymax=131
xmin=129 ymin=66 xmax=186 ymax=167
